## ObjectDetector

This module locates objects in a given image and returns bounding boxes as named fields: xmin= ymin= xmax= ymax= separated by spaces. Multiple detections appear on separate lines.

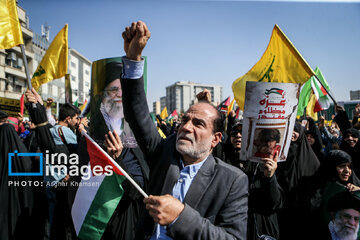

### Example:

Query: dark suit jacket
xmin=121 ymin=76 xmax=248 ymax=240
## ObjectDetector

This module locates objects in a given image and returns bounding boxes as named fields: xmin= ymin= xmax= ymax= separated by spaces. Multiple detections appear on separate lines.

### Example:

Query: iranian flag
xmin=71 ymin=132 xmax=147 ymax=240
xmin=310 ymin=67 xmax=331 ymax=112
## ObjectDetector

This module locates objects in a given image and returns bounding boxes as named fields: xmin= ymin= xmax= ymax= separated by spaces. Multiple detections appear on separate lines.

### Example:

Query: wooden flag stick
xmin=81 ymin=130 xmax=148 ymax=198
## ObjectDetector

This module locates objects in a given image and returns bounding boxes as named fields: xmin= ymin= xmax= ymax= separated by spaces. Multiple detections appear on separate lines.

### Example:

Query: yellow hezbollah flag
xmin=306 ymin=93 xmax=318 ymax=121
xmin=32 ymin=24 xmax=68 ymax=90
xmin=157 ymin=127 xmax=167 ymax=139
xmin=160 ymin=106 xmax=168 ymax=120
xmin=0 ymin=0 xmax=23 ymax=49
xmin=232 ymin=24 xmax=315 ymax=110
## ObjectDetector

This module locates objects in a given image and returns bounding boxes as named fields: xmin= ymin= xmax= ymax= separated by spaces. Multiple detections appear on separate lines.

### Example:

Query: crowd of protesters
xmin=1 ymin=20 xmax=360 ymax=240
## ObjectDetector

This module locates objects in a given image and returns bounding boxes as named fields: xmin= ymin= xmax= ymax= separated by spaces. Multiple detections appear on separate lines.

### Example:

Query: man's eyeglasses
xmin=104 ymin=87 xmax=121 ymax=94
xmin=339 ymin=212 xmax=360 ymax=222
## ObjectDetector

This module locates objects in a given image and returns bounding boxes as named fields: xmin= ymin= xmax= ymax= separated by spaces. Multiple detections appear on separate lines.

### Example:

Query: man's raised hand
xmin=122 ymin=21 xmax=151 ymax=61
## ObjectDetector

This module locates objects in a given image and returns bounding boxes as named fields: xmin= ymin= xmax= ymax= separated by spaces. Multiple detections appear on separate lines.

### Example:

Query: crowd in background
xmin=1 ymin=89 xmax=360 ymax=240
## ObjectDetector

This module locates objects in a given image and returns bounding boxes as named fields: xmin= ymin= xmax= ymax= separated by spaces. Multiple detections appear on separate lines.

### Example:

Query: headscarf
xmin=277 ymin=121 xmax=320 ymax=193
xmin=0 ymin=123 xmax=34 ymax=239
xmin=0 ymin=110 xmax=9 ymax=119
xmin=340 ymin=128 xmax=360 ymax=177
xmin=317 ymin=150 xmax=360 ymax=186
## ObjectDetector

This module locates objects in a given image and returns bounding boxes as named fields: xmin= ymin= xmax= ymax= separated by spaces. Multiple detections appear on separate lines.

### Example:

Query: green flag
xmin=297 ymin=78 xmax=312 ymax=116
xmin=297 ymin=67 xmax=331 ymax=116
xmin=74 ymin=99 xmax=78 ymax=107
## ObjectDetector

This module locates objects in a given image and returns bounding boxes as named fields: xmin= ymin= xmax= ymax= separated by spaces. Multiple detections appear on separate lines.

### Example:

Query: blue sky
xmin=18 ymin=0 xmax=360 ymax=108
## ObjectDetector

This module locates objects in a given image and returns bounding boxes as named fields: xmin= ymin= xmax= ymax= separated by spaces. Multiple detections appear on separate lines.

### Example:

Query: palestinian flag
xmin=235 ymin=107 xmax=243 ymax=120
xmin=71 ymin=133 xmax=126 ymax=240
xmin=168 ymin=109 xmax=178 ymax=121
xmin=218 ymin=96 xmax=231 ymax=114
xmin=265 ymin=88 xmax=284 ymax=96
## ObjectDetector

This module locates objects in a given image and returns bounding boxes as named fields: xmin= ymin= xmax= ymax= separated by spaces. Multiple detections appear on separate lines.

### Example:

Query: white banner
xmin=240 ymin=82 xmax=300 ymax=162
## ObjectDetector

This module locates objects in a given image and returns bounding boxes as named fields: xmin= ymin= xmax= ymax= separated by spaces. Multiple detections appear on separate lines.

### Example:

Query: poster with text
xmin=240 ymin=82 xmax=300 ymax=162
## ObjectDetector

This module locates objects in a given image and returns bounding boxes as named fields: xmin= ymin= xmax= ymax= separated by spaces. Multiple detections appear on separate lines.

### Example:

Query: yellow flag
xmin=227 ymin=98 xmax=235 ymax=116
xmin=79 ymin=99 xmax=88 ymax=112
xmin=160 ymin=107 xmax=168 ymax=120
xmin=306 ymin=93 xmax=318 ymax=121
xmin=157 ymin=127 xmax=167 ymax=139
xmin=232 ymin=24 xmax=315 ymax=110
xmin=32 ymin=24 xmax=68 ymax=90
xmin=0 ymin=0 xmax=23 ymax=49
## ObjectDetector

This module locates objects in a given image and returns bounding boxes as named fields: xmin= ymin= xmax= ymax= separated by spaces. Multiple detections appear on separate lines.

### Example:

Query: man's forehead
xmin=342 ymin=209 xmax=360 ymax=216
xmin=105 ymin=79 xmax=121 ymax=88
xmin=186 ymin=103 xmax=216 ymax=116
xmin=183 ymin=104 xmax=217 ymax=131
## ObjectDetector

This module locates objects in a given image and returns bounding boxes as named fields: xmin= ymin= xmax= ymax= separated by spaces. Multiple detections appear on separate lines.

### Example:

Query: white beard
xmin=333 ymin=217 xmax=359 ymax=240
xmin=101 ymin=94 xmax=124 ymax=135
xmin=175 ymin=132 xmax=212 ymax=161
xmin=103 ymin=95 xmax=123 ymax=119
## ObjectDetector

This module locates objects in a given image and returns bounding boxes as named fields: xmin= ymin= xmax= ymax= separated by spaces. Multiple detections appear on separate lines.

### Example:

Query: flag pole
xmin=20 ymin=44 xmax=37 ymax=108
xmin=313 ymin=74 xmax=337 ymax=105
xmin=81 ymin=130 xmax=148 ymax=198
xmin=20 ymin=44 xmax=32 ymax=89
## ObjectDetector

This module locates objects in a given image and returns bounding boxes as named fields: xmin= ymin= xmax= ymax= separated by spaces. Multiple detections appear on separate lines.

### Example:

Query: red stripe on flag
xmin=224 ymin=97 xmax=231 ymax=106
xmin=319 ymin=84 xmax=328 ymax=96
xmin=85 ymin=137 xmax=124 ymax=176
xmin=314 ymin=99 xmax=323 ymax=112
xmin=276 ymin=90 xmax=284 ymax=95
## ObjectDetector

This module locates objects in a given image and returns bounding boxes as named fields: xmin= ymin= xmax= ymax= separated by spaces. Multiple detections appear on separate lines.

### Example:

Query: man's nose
xmin=181 ymin=121 xmax=193 ymax=132
xmin=349 ymin=217 xmax=357 ymax=226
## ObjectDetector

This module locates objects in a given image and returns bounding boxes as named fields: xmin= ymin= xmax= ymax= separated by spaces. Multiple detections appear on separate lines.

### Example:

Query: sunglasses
xmin=231 ymin=130 xmax=242 ymax=137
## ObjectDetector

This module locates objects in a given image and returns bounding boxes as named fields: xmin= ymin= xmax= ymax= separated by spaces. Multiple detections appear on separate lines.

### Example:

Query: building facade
xmin=152 ymin=100 xmax=161 ymax=115
xmin=0 ymin=3 xmax=92 ymax=113
xmin=160 ymin=96 xmax=167 ymax=113
xmin=350 ymin=90 xmax=360 ymax=101
xmin=165 ymin=81 xmax=223 ymax=113
xmin=0 ymin=5 xmax=33 ymax=100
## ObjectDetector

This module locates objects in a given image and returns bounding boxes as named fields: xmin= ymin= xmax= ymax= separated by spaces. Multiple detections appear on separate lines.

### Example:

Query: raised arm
xmin=121 ymin=21 xmax=164 ymax=163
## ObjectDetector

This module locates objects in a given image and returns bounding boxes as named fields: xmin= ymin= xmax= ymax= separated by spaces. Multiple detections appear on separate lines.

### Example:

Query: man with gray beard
xmin=327 ymin=191 xmax=360 ymax=240
xmin=121 ymin=20 xmax=248 ymax=240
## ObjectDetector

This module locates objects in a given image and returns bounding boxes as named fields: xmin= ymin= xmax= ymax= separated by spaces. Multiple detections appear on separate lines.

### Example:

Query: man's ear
xmin=211 ymin=132 xmax=222 ymax=148
xmin=64 ymin=116 xmax=71 ymax=123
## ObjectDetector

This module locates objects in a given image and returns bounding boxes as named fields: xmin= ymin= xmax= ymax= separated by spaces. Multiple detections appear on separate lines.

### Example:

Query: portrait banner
xmin=90 ymin=57 xmax=146 ymax=148
xmin=240 ymin=82 xmax=300 ymax=162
